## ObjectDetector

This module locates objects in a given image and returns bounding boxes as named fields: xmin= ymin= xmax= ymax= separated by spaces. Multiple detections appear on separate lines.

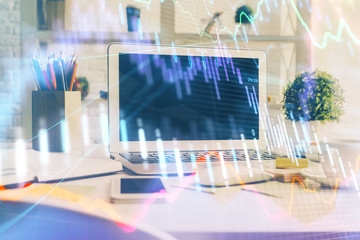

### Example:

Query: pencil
xmin=58 ymin=60 xmax=66 ymax=91
xmin=32 ymin=59 xmax=47 ymax=91
xmin=49 ymin=60 xmax=57 ymax=90
xmin=69 ymin=62 xmax=78 ymax=91
xmin=42 ymin=70 xmax=51 ymax=90
xmin=60 ymin=57 xmax=69 ymax=89
xmin=46 ymin=64 xmax=54 ymax=90
xmin=53 ymin=60 xmax=65 ymax=91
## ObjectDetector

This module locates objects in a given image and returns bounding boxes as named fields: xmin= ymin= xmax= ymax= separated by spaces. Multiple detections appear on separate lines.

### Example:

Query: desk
xmin=1 ymin=145 xmax=360 ymax=239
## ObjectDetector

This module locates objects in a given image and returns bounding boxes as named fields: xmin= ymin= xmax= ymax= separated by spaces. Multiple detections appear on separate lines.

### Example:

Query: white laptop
xmin=107 ymin=43 xmax=271 ymax=176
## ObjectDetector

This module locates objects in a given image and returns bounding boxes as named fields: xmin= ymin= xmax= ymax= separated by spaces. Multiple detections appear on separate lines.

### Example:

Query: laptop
xmin=107 ymin=43 xmax=272 ymax=176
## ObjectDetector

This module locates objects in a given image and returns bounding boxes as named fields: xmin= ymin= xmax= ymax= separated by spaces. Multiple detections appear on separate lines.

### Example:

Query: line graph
xmin=288 ymin=176 xmax=340 ymax=214
xmin=288 ymin=0 xmax=360 ymax=49
xmin=137 ymin=0 xmax=360 ymax=50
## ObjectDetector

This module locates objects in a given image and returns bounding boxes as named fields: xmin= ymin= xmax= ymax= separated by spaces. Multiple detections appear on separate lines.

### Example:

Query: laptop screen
xmin=118 ymin=53 xmax=259 ymax=142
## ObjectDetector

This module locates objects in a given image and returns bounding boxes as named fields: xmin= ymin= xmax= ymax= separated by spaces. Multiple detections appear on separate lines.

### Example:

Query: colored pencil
xmin=31 ymin=53 xmax=78 ymax=91
xmin=42 ymin=70 xmax=51 ymax=90
xmin=48 ymin=60 xmax=57 ymax=90
xmin=69 ymin=62 xmax=78 ymax=91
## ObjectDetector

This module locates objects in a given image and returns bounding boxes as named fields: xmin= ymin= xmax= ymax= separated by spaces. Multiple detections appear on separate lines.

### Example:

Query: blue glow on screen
xmin=119 ymin=53 xmax=259 ymax=141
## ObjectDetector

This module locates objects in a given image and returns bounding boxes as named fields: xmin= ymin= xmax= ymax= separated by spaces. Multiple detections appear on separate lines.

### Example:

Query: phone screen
xmin=120 ymin=178 xmax=166 ymax=194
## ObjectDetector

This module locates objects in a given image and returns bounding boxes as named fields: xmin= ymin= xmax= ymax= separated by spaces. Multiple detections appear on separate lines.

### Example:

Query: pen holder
xmin=32 ymin=91 xmax=81 ymax=152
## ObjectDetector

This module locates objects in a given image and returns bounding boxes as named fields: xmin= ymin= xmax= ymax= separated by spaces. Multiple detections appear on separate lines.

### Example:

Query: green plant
xmin=75 ymin=76 xmax=89 ymax=100
xmin=282 ymin=70 xmax=345 ymax=123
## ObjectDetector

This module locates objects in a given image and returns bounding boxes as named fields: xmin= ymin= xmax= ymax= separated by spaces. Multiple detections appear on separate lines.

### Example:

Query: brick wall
xmin=0 ymin=0 xmax=22 ymax=142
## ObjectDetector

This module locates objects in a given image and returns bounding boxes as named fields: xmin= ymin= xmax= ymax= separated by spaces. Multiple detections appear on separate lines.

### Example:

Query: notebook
xmin=107 ymin=43 xmax=270 ymax=176
xmin=1 ymin=147 xmax=123 ymax=187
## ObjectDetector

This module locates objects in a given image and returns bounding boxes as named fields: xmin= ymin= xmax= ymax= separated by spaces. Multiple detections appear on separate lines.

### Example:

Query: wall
xmin=0 ymin=0 xmax=21 ymax=142
xmin=311 ymin=0 xmax=360 ymax=140
xmin=3 ymin=0 xmax=302 ymax=144
xmin=37 ymin=0 xmax=300 ymax=144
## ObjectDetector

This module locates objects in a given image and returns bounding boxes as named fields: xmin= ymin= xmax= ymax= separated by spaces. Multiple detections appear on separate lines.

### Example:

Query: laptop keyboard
xmin=119 ymin=150 xmax=274 ymax=164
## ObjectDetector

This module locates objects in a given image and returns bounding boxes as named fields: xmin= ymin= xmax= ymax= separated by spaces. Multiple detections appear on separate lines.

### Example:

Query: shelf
xmin=29 ymin=30 xmax=156 ymax=44
xmin=173 ymin=33 xmax=301 ymax=43
xmin=26 ymin=30 xmax=300 ymax=45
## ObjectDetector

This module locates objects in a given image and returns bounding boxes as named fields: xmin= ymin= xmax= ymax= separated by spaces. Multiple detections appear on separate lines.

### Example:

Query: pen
xmin=0 ymin=176 xmax=40 ymax=190
xmin=241 ymin=188 xmax=280 ymax=198
xmin=171 ymin=185 xmax=216 ymax=194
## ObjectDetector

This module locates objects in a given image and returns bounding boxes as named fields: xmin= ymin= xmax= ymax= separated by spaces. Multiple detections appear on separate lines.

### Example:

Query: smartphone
xmin=110 ymin=177 xmax=167 ymax=203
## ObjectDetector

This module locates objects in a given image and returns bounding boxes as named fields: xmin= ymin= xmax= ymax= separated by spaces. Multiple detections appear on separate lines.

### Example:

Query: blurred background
xmin=0 ymin=0 xmax=359 ymax=145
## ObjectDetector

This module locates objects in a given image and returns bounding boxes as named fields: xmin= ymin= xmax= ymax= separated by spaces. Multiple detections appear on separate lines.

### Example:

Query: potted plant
xmin=235 ymin=5 xmax=254 ymax=36
xmin=235 ymin=5 xmax=253 ymax=24
xmin=282 ymin=70 xmax=344 ymax=123
xmin=281 ymin=70 xmax=345 ymax=160
xmin=75 ymin=76 xmax=89 ymax=100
